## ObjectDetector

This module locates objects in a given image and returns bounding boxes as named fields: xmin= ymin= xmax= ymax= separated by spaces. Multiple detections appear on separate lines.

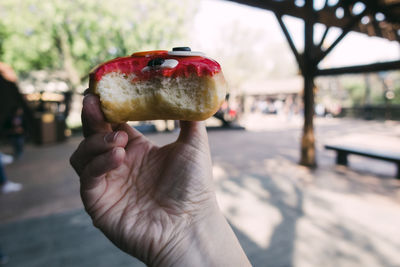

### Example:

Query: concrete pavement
xmin=1 ymin=116 xmax=399 ymax=267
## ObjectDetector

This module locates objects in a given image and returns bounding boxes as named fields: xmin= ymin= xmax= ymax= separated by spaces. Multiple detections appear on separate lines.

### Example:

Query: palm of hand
xmin=81 ymin=130 xmax=216 ymax=263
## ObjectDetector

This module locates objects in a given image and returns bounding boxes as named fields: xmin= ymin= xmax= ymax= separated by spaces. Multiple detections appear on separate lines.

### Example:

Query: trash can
xmin=32 ymin=112 xmax=57 ymax=144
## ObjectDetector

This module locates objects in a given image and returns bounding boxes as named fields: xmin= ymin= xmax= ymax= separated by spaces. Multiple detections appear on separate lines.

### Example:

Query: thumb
xmin=177 ymin=121 xmax=208 ymax=148
xmin=82 ymin=94 xmax=112 ymax=138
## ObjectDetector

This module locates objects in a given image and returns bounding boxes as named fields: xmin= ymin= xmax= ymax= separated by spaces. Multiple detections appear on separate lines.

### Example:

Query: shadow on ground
xmin=1 ymin=118 xmax=400 ymax=267
xmin=0 ymin=210 xmax=144 ymax=267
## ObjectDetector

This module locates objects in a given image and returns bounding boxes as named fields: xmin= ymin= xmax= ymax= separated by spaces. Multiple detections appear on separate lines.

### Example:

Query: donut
xmin=89 ymin=47 xmax=227 ymax=123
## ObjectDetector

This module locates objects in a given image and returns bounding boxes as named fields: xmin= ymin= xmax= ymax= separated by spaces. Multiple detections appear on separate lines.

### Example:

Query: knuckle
xmin=78 ymin=138 xmax=88 ymax=150
xmin=69 ymin=151 xmax=77 ymax=168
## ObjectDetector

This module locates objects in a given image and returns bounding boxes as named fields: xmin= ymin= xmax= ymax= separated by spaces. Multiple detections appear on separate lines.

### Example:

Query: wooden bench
xmin=324 ymin=144 xmax=400 ymax=179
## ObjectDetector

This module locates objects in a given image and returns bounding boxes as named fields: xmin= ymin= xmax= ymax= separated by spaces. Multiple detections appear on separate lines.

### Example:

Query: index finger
xmin=82 ymin=94 xmax=112 ymax=137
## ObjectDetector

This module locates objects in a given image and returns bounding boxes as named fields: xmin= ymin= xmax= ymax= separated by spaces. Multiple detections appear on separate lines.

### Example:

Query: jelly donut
xmin=89 ymin=47 xmax=227 ymax=123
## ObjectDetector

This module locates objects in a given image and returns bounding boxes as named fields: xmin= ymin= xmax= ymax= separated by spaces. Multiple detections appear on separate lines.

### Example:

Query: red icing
xmin=92 ymin=50 xmax=221 ymax=82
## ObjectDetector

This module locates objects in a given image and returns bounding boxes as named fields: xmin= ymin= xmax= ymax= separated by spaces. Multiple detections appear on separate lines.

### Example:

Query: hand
xmin=70 ymin=94 xmax=250 ymax=266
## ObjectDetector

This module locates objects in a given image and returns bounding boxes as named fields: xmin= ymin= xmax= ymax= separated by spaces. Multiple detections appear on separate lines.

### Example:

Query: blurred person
xmin=0 ymin=153 xmax=22 ymax=194
xmin=214 ymin=93 xmax=236 ymax=127
xmin=0 ymin=61 xmax=30 ymax=145
xmin=0 ymin=62 xmax=22 ymax=265
xmin=0 ymin=62 xmax=18 ymax=130
xmin=0 ymin=62 xmax=17 ymax=84
xmin=315 ymin=103 xmax=326 ymax=117
xmin=70 ymin=94 xmax=251 ymax=266
xmin=5 ymin=107 xmax=26 ymax=159
xmin=0 ymin=62 xmax=23 ymax=193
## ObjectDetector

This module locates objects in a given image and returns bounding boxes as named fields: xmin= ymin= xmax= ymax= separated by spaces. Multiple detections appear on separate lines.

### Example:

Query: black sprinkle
xmin=147 ymin=58 xmax=165 ymax=67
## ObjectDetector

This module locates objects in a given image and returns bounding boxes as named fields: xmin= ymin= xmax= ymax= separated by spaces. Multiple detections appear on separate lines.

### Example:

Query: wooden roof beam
xmin=274 ymin=13 xmax=304 ymax=71
xmin=225 ymin=0 xmax=400 ymax=41
xmin=316 ymin=9 xmax=368 ymax=64
xmin=316 ymin=60 xmax=400 ymax=76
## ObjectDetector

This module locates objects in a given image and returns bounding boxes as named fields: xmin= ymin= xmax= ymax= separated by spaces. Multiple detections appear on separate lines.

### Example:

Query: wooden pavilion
xmin=226 ymin=0 xmax=400 ymax=166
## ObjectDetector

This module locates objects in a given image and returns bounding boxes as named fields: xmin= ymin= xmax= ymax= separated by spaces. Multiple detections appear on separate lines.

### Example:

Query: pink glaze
xmin=92 ymin=50 xmax=221 ymax=82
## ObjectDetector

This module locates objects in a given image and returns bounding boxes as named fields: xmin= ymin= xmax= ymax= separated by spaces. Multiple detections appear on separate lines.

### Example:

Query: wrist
xmin=151 ymin=207 xmax=251 ymax=267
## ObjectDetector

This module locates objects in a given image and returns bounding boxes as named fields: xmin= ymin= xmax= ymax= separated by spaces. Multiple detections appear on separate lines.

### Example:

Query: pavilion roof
xmin=226 ymin=0 xmax=400 ymax=42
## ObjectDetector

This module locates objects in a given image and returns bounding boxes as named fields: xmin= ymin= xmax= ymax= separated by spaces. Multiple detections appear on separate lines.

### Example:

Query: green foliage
xmin=338 ymin=73 xmax=400 ymax=107
xmin=371 ymin=89 xmax=385 ymax=104
xmin=0 ymin=0 xmax=197 ymax=87
xmin=390 ymin=80 xmax=400 ymax=105
xmin=343 ymin=81 xmax=365 ymax=106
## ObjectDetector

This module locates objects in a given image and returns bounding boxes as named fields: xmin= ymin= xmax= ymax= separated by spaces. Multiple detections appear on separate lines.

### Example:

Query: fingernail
xmin=113 ymin=147 xmax=124 ymax=157
xmin=105 ymin=132 xmax=118 ymax=143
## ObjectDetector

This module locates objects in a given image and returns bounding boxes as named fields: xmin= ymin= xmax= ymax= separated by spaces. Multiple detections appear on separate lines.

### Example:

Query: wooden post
xmin=300 ymin=0 xmax=317 ymax=167
xmin=300 ymin=68 xmax=316 ymax=167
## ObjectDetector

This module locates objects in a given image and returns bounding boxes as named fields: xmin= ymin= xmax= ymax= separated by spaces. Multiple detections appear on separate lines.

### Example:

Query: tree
xmin=0 ymin=0 xmax=197 ymax=91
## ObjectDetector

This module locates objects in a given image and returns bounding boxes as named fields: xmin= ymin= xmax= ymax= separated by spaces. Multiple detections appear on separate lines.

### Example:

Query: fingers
xmin=113 ymin=122 xmax=145 ymax=143
xmin=177 ymin=121 xmax=208 ymax=147
xmin=70 ymin=130 xmax=128 ymax=175
xmin=80 ymin=147 xmax=125 ymax=189
xmin=82 ymin=94 xmax=112 ymax=138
